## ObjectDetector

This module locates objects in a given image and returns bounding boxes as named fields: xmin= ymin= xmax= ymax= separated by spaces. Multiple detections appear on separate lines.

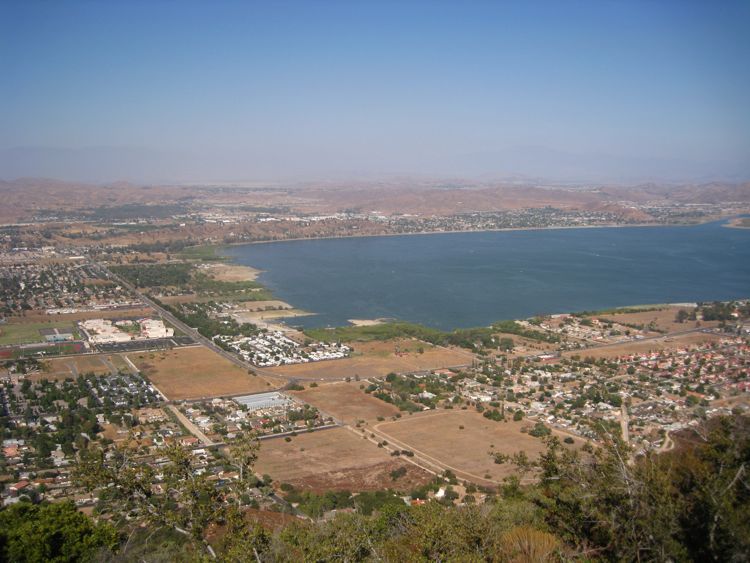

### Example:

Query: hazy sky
xmin=2 ymin=0 xmax=749 ymax=182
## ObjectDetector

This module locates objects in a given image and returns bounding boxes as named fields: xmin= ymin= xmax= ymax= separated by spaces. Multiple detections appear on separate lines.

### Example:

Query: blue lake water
xmin=223 ymin=221 xmax=750 ymax=331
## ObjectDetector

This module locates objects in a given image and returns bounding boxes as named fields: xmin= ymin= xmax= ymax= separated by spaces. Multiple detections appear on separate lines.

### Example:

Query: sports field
xmin=0 ymin=321 xmax=76 ymax=346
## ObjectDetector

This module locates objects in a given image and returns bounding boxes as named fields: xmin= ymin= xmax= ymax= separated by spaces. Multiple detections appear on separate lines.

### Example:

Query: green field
xmin=178 ymin=244 xmax=227 ymax=262
xmin=0 ymin=322 xmax=77 ymax=346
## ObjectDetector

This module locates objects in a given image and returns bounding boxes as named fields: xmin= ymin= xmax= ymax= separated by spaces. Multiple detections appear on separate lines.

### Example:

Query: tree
xmin=75 ymin=441 xmax=220 ymax=544
xmin=526 ymin=416 xmax=750 ymax=561
xmin=228 ymin=430 xmax=260 ymax=487
xmin=0 ymin=501 xmax=119 ymax=562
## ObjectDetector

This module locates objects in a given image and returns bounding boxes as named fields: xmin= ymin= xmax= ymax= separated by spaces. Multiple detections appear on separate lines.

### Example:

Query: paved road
xmin=96 ymin=260 xmax=474 ymax=388
xmin=166 ymin=405 xmax=215 ymax=447
xmin=95 ymin=262 xmax=289 ymax=385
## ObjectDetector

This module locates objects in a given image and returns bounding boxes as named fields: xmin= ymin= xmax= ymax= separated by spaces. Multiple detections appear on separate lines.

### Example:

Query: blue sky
xmin=1 ymin=0 xmax=749 ymax=182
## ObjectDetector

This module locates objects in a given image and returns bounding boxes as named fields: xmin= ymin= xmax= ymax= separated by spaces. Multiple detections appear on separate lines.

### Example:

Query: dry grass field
xmin=267 ymin=339 xmax=474 ymax=380
xmin=33 ymin=354 xmax=115 ymax=381
xmin=158 ymin=294 xmax=202 ymax=305
xmin=129 ymin=346 xmax=279 ymax=400
xmin=373 ymin=410 xmax=583 ymax=484
xmin=562 ymin=331 xmax=724 ymax=360
xmin=290 ymin=382 xmax=400 ymax=423
xmin=592 ymin=306 xmax=720 ymax=333
xmin=494 ymin=333 xmax=560 ymax=358
xmin=255 ymin=427 xmax=432 ymax=493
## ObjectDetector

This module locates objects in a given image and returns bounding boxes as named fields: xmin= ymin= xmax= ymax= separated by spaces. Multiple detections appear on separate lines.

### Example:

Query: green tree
xmin=75 ymin=440 xmax=221 ymax=551
xmin=0 ymin=501 xmax=119 ymax=562
xmin=227 ymin=430 xmax=260 ymax=486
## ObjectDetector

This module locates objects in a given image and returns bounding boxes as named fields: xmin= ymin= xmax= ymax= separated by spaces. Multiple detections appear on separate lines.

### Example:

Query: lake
xmin=223 ymin=221 xmax=750 ymax=331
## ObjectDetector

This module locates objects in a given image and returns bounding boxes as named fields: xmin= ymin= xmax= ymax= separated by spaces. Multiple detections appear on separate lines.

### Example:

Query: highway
xmin=93 ymin=262 xmax=290 ymax=385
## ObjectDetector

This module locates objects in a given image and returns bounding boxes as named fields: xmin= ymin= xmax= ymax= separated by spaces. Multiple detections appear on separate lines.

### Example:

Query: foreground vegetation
xmin=1 ymin=415 xmax=746 ymax=562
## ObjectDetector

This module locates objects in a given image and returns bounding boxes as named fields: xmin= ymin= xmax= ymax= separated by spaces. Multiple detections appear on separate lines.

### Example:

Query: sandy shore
xmin=724 ymin=217 xmax=750 ymax=229
xmin=204 ymin=262 xmax=262 ymax=281
xmin=348 ymin=319 xmax=387 ymax=327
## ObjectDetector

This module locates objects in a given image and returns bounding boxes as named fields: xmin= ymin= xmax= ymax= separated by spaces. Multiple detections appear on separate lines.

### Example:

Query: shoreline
xmin=217 ymin=220 xmax=713 ymax=252
xmin=210 ymin=217 xmax=747 ymax=332
xmin=723 ymin=217 xmax=750 ymax=230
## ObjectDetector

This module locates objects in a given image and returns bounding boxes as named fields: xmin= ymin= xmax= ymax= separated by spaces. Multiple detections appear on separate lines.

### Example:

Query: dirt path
xmin=370 ymin=414 xmax=506 ymax=486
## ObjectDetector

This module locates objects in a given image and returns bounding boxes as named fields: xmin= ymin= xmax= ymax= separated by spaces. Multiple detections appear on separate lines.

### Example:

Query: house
xmin=9 ymin=481 xmax=29 ymax=496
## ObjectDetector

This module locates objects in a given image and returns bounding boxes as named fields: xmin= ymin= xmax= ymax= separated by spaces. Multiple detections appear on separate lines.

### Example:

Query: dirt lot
xmin=232 ymin=300 xmax=294 ymax=312
xmin=255 ymin=427 xmax=432 ymax=493
xmin=591 ymin=306 xmax=720 ymax=334
xmin=33 ymin=354 xmax=116 ymax=381
xmin=493 ymin=332 xmax=560 ymax=358
xmin=202 ymin=263 xmax=260 ymax=282
xmin=562 ymin=331 xmax=725 ymax=360
xmin=267 ymin=339 xmax=474 ymax=380
xmin=373 ymin=410 xmax=582 ymax=485
xmin=290 ymin=382 xmax=400 ymax=423
xmin=129 ymin=346 xmax=280 ymax=400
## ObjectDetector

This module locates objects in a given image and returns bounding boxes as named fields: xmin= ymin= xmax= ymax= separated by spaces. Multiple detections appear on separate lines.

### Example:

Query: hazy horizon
xmin=2 ymin=0 xmax=749 ymax=184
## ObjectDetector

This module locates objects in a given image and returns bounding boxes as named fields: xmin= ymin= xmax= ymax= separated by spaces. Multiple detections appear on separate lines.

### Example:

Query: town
xmin=0 ymin=177 xmax=748 ymax=560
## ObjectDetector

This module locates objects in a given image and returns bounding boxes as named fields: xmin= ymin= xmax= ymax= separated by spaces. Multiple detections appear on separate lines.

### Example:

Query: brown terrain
xmin=2 ymin=177 xmax=749 ymax=224
xmin=562 ymin=330 xmax=725 ymax=360
xmin=32 ymin=354 xmax=120 ymax=381
xmin=290 ymin=381 xmax=401 ymax=424
xmin=267 ymin=340 xmax=474 ymax=381
xmin=255 ymin=427 xmax=433 ymax=493
xmin=370 ymin=409 xmax=584 ymax=485
xmin=129 ymin=345 xmax=282 ymax=400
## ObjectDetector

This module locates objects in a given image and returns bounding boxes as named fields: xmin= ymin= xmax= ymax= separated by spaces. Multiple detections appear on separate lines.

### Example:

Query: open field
xmin=267 ymin=338 xmax=474 ymax=380
xmin=202 ymin=262 xmax=260 ymax=282
xmin=233 ymin=309 xmax=311 ymax=325
xmin=588 ymin=306 xmax=720 ymax=334
xmin=32 ymin=354 xmax=115 ymax=381
xmin=494 ymin=333 xmax=560 ymax=358
xmin=290 ymin=382 xmax=401 ymax=423
xmin=255 ymin=427 xmax=432 ymax=493
xmin=373 ymin=410 xmax=583 ymax=484
xmin=129 ymin=346 xmax=280 ymax=400
xmin=0 ymin=321 xmax=76 ymax=346
xmin=232 ymin=300 xmax=295 ymax=311
xmin=562 ymin=330 xmax=725 ymax=360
